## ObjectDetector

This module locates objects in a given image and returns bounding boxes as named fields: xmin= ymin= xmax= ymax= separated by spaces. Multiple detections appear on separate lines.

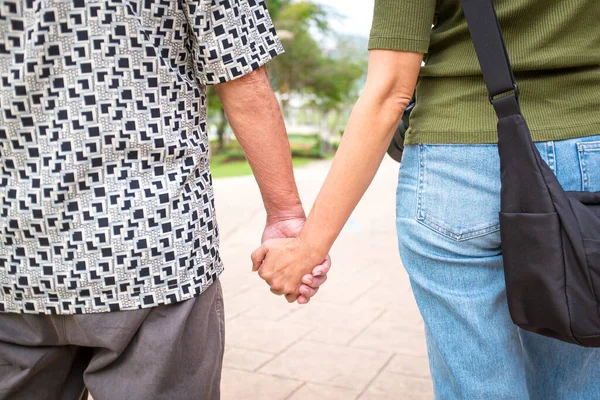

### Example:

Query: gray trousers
xmin=0 ymin=280 xmax=225 ymax=400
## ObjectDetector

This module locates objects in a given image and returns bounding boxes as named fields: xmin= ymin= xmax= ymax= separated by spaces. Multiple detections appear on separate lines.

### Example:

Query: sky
xmin=316 ymin=0 xmax=374 ymax=38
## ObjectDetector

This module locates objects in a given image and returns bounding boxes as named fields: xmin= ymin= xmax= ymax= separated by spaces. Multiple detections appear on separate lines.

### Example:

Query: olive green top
xmin=369 ymin=0 xmax=600 ymax=144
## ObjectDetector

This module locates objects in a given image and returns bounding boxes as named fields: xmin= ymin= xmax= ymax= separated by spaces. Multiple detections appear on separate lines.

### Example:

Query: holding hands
xmin=256 ymin=217 xmax=330 ymax=304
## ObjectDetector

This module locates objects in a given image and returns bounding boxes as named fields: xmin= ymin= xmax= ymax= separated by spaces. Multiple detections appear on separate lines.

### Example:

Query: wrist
xmin=297 ymin=226 xmax=331 ymax=264
xmin=265 ymin=199 xmax=305 ymax=224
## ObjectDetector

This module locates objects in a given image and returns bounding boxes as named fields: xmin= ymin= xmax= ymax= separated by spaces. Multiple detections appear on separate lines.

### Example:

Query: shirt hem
xmin=405 ymin=122 xmax=600 ymax=145
xmin=0 ymin=262 xmax=225 ymax=315
xmin=368 ymin=36 xmax=429 ymax=53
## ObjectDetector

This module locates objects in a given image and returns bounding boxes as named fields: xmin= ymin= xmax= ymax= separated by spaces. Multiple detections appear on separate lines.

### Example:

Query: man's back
xmin=0 ymin=0 xmax=282 ymax=314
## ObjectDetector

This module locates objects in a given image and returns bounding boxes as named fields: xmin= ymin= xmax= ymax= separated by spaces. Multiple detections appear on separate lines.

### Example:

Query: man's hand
xmin=252 ymin=237 xmax=325 ymax=303
xmin=261 ymin=214 xmax=331 ymax=304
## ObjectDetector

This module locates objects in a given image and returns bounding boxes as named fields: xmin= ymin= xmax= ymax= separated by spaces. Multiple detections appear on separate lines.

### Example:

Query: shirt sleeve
xmin=188 ymin=0 xmax=284 ymax=85
xmin=368 ymin=0 xmax=437 ymax=53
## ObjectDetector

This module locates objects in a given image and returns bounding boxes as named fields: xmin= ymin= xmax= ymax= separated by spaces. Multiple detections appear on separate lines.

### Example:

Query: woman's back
xmin=370 ymin=0 xmax=600 ymax=144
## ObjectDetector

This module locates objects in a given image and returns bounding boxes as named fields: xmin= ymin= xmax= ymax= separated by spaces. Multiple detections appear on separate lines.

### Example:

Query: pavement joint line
xmin=223 ymin=367 xmax=305 ymax=384
xmin=347 ymin=279 xmax=387 ymax=307
xmin=275 ymin=303 xmax=304 ymax=322
xmin=298 ymin=338 xmax=392 ymax=358
xmin=355 ymin=352 xmax=396 ymax=399
xmin=225 ymin=346 xmax=277 ymax=372
xmin=311 ymin=290 xmax=375 ymax=309
xmin=253 ymin=325 xmax=319 ymax=373
xmin=346 ymin=308 xmax=387 ymax=347
xmin=284 ymin=381 xmax=307 ymax=400
xmin=255 ymin=370 xmax=368 ymax=394
xmin=223 ymin=308 xmax=246 ymax=323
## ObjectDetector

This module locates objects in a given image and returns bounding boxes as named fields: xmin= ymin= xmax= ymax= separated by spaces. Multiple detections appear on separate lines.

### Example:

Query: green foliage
xmin=310 ymin=38 xmax=367 ymax=111
xmin=207 ymin=0 xmax=367 ymax=156
xmin=266 ymin=1 xmax=365 ymax=116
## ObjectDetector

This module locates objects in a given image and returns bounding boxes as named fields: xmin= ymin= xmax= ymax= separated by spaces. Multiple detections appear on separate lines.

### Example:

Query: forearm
xmin=215 ymin=67 xmax=303 ymax=221
xmin=298 ymin=50 xmax=423 ymax=259
xmin=298 ymin=92 xmax=405 ymax=256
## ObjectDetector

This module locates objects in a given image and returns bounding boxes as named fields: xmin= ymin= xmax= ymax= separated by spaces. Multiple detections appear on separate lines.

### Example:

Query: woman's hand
xmin=261 ymin=216 xmax=331 ymax=304
xmin=251 ymin=237 xmax=325 ymax=303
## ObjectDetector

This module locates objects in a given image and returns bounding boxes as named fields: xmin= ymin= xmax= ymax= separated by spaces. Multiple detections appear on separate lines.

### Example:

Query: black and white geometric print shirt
xmin=0 ymin=0 xmax=283 ymax=314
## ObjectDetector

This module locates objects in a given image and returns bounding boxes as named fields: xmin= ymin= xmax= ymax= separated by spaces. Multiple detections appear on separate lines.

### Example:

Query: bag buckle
xmin=489 ymin=84 xmax=520 ymax=104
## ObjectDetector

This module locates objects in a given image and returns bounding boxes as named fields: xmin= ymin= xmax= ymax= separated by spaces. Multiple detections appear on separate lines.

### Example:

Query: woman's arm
xmin=252 ymin=50 xmax=424 ymax=301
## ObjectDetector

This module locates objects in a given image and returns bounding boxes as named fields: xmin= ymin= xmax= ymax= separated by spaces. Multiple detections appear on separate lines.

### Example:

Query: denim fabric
xmin=396 ymin=135 xmax=600 ymax=399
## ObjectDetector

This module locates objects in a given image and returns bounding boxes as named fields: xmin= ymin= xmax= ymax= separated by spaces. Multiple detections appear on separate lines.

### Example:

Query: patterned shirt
xmin=0 ymin=0 xmax=283 ymax=314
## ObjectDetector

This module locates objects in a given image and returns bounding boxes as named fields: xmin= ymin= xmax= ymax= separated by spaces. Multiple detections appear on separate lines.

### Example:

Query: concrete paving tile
xmin=259 ymin=340 xmax=391 ymax=391
xmin=313 ymin=275 xmax=381 ymax=306
xmin=288 ymin=384 xmax=360 ymax=400
xmin=226 ymin=315 xmax=314 ymax=354
xmin=223 ymin=347 xmax=274 ymax=372
xmin=241 ymin=288 xmax=303 ymax=321
xmin=386 ymin=354 xmax=431 ymax=379
xmin=221 ymin=275 xmax=256 ymax=296
xmin=373 ymin=304 xmax=424 ymax=332
xmin=350 ymin=312 xmax=428 ymax=356
xmin=358 ymin=372 xmax=433 ymax=400
xmin=304 ymin=325 xmax=362 ymax=346
xmin=212 ymin=159 xmax=433 ymax=399
xmin=223 ymin=291 xmax=255 ymax=321
xmin=281 ymin=302 xmax=384 ymax=333
xmin=221 ymin=368 xmax=302 ymax=400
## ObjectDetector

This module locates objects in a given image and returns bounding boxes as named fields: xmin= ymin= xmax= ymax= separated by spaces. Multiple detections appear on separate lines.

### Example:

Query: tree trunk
xmin=217 ymin=108 xmax=228 ymax=153
xmin=319 ymin=108 xmax=331 ymax=157
xmin=280 ymin=98 xmax=289 ymax=120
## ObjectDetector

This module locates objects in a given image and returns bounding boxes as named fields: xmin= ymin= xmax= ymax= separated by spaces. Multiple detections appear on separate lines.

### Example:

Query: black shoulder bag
xmin=459 ymin=0 xmax=600 ymax=346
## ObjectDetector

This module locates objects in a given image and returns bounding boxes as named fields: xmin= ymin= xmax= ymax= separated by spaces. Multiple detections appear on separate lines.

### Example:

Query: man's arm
xmin=214 ymin=66 xmax=330 ymax=303
xmin=214 ymin=66 xmax=303 ymax=224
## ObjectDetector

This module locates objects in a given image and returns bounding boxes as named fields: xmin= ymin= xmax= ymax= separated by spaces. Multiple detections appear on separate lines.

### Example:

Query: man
xmin=0 ymin=1 xmax=328 ymax=399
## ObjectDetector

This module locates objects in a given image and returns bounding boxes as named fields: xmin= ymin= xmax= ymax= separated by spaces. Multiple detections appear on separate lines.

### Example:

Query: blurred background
xmin=212 ymin=1 xmax=433 ymax=399
xmin=208 ymin=0 xmax=368 ymax=176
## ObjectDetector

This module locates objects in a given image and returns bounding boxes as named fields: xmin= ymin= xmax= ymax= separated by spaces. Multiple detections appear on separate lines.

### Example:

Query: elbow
xmin=381 ymin=91 xmax=413 ymax=115
xmin=363 ymin=80 xmax=414 ymax=117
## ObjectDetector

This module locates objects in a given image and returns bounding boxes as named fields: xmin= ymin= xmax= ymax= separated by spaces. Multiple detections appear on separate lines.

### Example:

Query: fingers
xmin=251 ymin=245 xmax=268 ymax=272
xmin=297 ymin=295 xmax=310 ymax=305
xmin=285 ymin=293 xmax=298 ymax=303
xmin=269 ymin=282 xmax=297 ymax=301
xmin=302 ymin=273 xmax=327 ymax=288
xmin=299 ymin=284 xmax=318 ymax=298
xmin=311 ymin=254 xmax=332 ymax=277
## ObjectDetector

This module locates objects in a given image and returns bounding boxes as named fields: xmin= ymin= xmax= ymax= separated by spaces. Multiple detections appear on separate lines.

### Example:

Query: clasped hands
xmin=254 ymin=216 xmax=329 ymax=304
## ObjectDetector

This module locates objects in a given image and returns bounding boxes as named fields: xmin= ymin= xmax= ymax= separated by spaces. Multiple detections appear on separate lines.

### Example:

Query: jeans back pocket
xmin=416 ymin=144 xmax=501 ymax=241
xmin=578 ymin=141 xmax=600 ymax=192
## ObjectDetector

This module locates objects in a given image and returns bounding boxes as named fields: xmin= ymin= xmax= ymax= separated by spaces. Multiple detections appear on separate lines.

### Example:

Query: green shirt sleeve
xmin=368 ymin=0 xmax=437 ymax=53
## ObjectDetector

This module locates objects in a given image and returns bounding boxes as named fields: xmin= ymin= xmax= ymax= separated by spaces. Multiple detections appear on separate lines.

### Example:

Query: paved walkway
xmin=213 ymin=158 xmax=433 ymax=400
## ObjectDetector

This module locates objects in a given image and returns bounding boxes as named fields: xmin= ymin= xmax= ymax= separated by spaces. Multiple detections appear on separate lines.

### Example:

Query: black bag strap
xmin=460 ymin=0 xmax=521 ymax=119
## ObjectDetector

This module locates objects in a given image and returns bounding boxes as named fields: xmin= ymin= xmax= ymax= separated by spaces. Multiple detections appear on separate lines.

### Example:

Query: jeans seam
xmin=578 ymin=143 xmax=588 ymax=191
xmin=546 ymin=141 xmax=556 ymax=173
xmin=416 ymin=218 xmax=500 ymax=241
xmin=416 ymin=144 xmax=426 ymax=221
xmin=577 ymin=142 xmax=600 ymax=192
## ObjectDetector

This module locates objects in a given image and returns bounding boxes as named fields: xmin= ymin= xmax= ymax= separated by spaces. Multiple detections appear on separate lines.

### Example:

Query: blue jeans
xmin=396 ymin=135 xmax=600 ymax=399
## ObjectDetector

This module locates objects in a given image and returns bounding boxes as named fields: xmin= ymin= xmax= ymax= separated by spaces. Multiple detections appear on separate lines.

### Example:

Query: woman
xmin=253 ymin=0 xmax=600 ymax=398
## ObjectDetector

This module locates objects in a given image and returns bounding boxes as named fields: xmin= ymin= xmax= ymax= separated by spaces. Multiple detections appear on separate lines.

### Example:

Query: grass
xmin=210 ymin=153 xmax=317 ymax=179
xmin=209 ymin=134 xmax=326 ymax=179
